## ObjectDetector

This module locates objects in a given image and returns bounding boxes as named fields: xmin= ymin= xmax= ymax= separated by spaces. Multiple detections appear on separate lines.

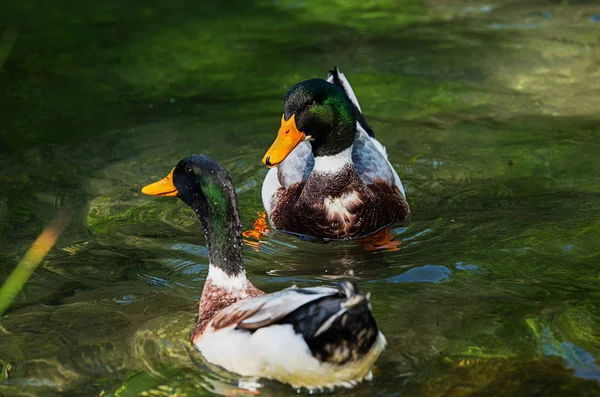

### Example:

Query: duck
xmin=261 ymin=67 xmax=410 ymax=240
xmin=141 ymin=154 xmax=386 ymax=390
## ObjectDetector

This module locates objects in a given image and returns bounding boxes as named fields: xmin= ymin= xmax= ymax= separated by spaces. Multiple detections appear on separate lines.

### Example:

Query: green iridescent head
xmin=280 ymin=79 xmax=357 ymax=159
xmin=142 ymin=154 xmax=244 ymax=276
xmin=286 ymin=78 xmax=356 ymax=158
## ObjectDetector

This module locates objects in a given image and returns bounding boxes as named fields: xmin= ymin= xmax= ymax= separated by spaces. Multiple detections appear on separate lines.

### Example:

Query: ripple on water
xmin=113 ymin=294 xmax=138 ymax=305
xmin=168 ymin=243 xmax=209 ymax=258
xmin=539 ymin=326 xmax=600 ymax=384
xmin=455 ymin=262 xmax=491 ymax=276
xmin=383 ymin=265 xmax=452 ymax=284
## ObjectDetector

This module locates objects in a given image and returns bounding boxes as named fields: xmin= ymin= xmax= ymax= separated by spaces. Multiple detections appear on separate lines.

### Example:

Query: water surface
xmin=1 ymin=0 xmax=600 ymax=396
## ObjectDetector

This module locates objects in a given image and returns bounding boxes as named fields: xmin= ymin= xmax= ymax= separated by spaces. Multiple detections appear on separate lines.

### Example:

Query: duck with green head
xmin=262 ymin=67 xmax=410 ymax=240
xmin=142 ymin=154 xmax=386 ymax=390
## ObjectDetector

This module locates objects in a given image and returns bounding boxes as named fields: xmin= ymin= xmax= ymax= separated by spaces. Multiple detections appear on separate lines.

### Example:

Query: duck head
xmin=262 ymin=79 xmax=356 ymax=167
xmin=141 ymin=155 xmax=244 ymax=277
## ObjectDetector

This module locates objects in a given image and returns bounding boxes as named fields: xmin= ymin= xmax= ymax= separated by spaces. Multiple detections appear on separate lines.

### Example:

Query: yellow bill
xmin=142 ymin=168 xmax=178 ymax=197
xmin=262 ymin=114 xmax=306 ymax=168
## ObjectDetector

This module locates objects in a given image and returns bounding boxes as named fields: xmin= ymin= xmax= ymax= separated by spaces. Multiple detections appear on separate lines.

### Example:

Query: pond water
xmin=1 ymin=0 xmax=600 ymax=396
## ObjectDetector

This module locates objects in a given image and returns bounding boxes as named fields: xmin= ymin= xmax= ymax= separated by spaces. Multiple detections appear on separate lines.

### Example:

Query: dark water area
xmin=1 ymin=0 xmax=600 ymax=396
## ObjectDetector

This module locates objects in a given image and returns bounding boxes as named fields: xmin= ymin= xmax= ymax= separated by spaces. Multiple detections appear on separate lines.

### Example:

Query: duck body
xmin=261 ymin=68 xmax=409 ymax=240
xmin=142 ymin=154 xmax=386 ymax=390
xmin=194 ymin=276 xmax=386 ymax=389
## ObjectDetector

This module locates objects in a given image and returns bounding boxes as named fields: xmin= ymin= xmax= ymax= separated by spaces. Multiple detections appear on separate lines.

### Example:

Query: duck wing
xmin=353 ymin=126 xmax=406 ymax=198
xmin=210 ymin=281 xmax=380 ymax=365
xmin=211 ymin=285 xmax=338 ymax=331
xmin=327 ymin=67 xmax=374 ymax=137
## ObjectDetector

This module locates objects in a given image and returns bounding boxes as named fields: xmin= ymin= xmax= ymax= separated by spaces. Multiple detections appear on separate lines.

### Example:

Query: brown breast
xmin=190 ymin=279 xmax=263 ymax=345
xmin=270 ymin=165 xmax=409 ymax=240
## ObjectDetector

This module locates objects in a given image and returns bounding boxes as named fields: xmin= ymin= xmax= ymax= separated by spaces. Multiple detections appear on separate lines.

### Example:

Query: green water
xmin=1 ymin=0 xmax=600 ymax=395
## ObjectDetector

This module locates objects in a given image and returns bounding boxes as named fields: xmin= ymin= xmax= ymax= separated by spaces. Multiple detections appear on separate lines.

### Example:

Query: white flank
xmin=207 ymin=265 xmax=248 ymax=291
xmin=261 ymin=167 xmax=280 ymax=217
xmin=313 ymin=146 xmax=353 ymax=174
xmin=195 ymin=324 xmax=386 ymax=390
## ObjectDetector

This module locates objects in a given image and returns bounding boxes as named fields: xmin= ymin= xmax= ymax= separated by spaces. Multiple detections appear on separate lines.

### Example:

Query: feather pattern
xmin=212 ymin=285 xmax=340 ymax=331
xmin=353 ymin=124 xmax=406 ymax=198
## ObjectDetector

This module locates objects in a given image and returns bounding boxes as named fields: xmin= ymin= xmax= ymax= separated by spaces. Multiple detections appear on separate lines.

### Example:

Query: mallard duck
xmin=141 ymin=154 xmax=386 ymax=390
xmin=261 ymin=67 xmax=410 ymax=240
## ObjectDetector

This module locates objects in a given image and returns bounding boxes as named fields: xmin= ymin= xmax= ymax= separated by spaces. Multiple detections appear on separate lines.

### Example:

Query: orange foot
xmin=358 ymin=228 xmax=400 ymax=252
xmin=243 ymin=211 xmax=269 ymax=240
xmin=243 ymin=211 xmax=270 ymax=251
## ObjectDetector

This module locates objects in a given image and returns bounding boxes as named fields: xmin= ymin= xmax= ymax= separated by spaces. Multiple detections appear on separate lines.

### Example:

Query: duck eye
xmin=185 ymin=165 xmax=193 ymax=173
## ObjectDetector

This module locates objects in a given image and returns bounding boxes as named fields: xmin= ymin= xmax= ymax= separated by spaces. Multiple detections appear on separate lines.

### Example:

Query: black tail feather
xmin=278 ymin=281 xmax=379 ymax=365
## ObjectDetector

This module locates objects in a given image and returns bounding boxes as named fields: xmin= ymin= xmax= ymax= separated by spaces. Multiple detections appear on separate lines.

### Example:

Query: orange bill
xmin=262 ymin=114 xmax=306 ymax=167
xmin=141 ymin=168 xmax=178 ymax=197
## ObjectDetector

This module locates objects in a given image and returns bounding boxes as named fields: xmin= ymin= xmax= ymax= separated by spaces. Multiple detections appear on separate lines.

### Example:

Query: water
xmin=1 ymin=0 xmax=600 ymax=395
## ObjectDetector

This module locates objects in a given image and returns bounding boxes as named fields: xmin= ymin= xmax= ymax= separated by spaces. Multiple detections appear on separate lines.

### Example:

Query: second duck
xmin=261 ymin=67 xmax=410 ymax=240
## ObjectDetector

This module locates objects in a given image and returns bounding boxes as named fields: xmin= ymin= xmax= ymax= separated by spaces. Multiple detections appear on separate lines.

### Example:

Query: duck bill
xmin=262 ymin=114 xmax=306 ymax=168
xmin=141 ymin=168 xmax=178 ymax=197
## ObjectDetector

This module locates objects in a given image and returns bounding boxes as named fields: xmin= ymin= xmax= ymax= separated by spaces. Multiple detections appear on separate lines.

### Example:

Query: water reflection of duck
xmin=260 ymin=67 xmax=410 ymax=240
xmin=141 ymin=154 xmax=386 ymax=390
